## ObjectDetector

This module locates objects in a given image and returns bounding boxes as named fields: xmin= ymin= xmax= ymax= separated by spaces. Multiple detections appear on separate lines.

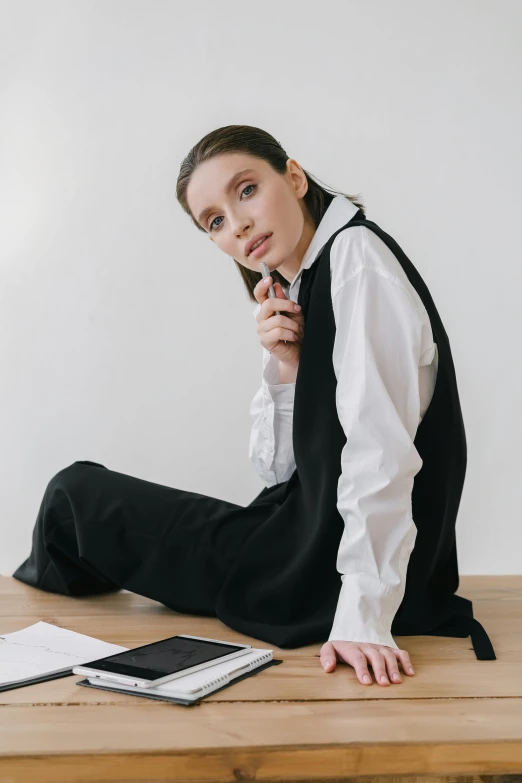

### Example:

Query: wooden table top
xmin=0 ymin=574 xmax=521 ymax=783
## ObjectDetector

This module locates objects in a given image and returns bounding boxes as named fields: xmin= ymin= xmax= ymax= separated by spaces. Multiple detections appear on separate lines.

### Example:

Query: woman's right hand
xmin=254 ymin=275 xmax=305 ymax=367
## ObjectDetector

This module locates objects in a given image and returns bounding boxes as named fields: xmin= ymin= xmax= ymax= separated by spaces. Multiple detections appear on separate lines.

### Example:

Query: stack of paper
xmin=77 ymin=647 xmax=279 ymax=705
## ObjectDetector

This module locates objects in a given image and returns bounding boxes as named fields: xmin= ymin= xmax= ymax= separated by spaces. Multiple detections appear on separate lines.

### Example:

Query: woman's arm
xmin=328 ymin=251 xmax=426 ymax=650
xmin=248 ymin=320 xmax=297 ymax=487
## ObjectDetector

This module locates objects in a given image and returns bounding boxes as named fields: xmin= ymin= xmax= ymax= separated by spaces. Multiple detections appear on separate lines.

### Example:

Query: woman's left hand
xmin=319 ymin=639 xmax=415 ymax=685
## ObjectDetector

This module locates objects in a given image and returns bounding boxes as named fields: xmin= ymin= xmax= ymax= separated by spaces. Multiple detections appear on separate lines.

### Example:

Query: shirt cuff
xmin=262 ymin=353 xmax=296 ymax=411
xmin=327 ymin=574 xmax=402 ymax=649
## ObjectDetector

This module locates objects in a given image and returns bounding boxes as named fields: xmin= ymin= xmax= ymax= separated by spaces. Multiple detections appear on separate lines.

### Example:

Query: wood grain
xmin=1 ymin=575 xmax=521 ymax=783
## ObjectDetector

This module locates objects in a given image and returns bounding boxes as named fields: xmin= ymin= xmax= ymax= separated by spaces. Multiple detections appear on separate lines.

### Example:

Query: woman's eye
xmin=209 ymin=216 xmax=223 ymax=231
xmin=209 ymin=184 xmax=257 ymax=231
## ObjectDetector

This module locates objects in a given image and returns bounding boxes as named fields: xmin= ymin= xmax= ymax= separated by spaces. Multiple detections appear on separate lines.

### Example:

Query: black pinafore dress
xmin=216 ymin=209 xmax=495 ymax=661
xmin=13 ymin=209 xmax=496 ymax=661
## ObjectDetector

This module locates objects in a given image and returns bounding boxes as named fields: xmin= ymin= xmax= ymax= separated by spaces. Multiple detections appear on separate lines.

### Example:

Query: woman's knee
xmin=45 ymin=460 xmax=106 ymax=496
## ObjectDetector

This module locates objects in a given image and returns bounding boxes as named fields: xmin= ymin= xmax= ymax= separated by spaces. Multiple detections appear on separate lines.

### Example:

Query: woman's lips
xmin=249 ymin=234 xmax=272 ymax=258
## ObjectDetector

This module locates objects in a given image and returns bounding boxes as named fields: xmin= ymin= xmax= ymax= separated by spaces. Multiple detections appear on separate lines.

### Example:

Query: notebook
xmin=0 ymin=621 xmax=127 ymax=692
xmin=76 ymin=649 xmax=282 ymax=706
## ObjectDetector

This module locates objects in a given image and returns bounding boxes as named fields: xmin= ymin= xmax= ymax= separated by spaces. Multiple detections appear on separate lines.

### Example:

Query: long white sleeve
xmin=328 ymin=266 xmax=425 ymax=649
xmin=248 ymin=306 xmax=296 ymax=486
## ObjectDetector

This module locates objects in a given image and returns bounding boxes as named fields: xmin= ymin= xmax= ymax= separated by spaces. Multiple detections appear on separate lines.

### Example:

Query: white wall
xmin=1 ymin=0 xmax=521 ymax=576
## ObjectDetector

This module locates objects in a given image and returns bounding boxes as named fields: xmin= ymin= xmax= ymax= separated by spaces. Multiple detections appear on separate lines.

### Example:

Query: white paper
xmin=0 ymin=621 xmax=128 ymax=687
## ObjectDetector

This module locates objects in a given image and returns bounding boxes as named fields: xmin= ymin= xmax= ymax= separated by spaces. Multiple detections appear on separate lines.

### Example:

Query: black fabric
xmin=13 ymin=209 xmax=495 ymax=661
xmin=13 ymin=460 xmax=268 ymax=616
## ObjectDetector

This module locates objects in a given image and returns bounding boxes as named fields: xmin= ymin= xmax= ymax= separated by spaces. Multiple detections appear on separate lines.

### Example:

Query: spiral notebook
xmin=76 ymin=649 xmax=282 ymax=706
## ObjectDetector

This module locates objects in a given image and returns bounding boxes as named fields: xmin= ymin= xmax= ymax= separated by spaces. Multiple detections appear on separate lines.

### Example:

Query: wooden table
xmin=0 ymin=574 xmax=521 ymax=783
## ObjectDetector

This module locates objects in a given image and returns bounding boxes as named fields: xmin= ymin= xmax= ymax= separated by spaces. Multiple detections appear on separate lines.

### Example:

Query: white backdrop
xmin=1 ymin=0 xmax=521 ymax=576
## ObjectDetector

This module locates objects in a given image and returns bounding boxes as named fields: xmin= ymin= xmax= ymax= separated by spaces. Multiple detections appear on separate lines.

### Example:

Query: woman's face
xmin=186 ymin=153 xmax=312 ymax=277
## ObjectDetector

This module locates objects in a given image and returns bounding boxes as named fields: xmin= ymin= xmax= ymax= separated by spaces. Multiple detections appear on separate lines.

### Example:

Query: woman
xmin=13 ymin=125 xmax=495 ymax=689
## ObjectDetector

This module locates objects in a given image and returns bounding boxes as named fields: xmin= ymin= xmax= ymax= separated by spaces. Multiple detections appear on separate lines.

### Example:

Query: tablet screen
xmin=83 ymin=635 xmax=246 ymax=681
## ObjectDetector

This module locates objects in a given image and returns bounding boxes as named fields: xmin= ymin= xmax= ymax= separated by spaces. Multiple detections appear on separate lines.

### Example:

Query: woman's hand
xmin=319 ymin=640 xmax=415 ymax=685
xmin=254 ymin=275 xmax=305 ymax=367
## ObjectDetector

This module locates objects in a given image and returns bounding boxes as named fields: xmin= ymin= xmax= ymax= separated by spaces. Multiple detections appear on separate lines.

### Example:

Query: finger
xmin=258 ymin=326 xmax=299 ymax=354
xmin=379 ymin=648 xmax=402 ymax=683
xmin=267 ymin=326 xmax=298 ymax=342
xmin=258 ymin=322 xmax=299 ymax=347
xmin=255 ymin=278 xmax=288 ymax=302
xmin=319 ymin=642 xmax=337 ymax=672
xmin=364 ymin=648 xmax=390 ymax=686
xmin=348 ymin=647 xmax=374 ymax=685
xmin=272 ymin=282 xmax=289 ymax=300
xmin=254 ymin=279 xmax=301 ymax=318
xmin=332 ymin=643 xmax=374 ymax=685
xmin=272 ymin=306 xmax=305 ymax=336
xmin=395 ymin=649 xmax=415 ymax=676
xmin=260 ymin=313 xmax=302 ymax=338
xmin=254 ymin=278 xmax=288 ymax=303
xmin=253 ymin=275 xmax=274 ymax=305
xmin=263 ymin=295 xmax=302 ymax=317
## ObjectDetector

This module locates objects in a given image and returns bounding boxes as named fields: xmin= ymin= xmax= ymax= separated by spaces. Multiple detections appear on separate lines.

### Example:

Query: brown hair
xmin=176 ymin=124 xmax=365 ymax=303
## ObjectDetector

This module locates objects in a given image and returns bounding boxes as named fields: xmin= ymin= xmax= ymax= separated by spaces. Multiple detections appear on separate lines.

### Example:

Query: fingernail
xmin=294 ymin=304 xmax=301 ymax=311
xmin=409 ymin=667 xmax=414 ymax=674
xmin=324 ymin=660 xmax=332 ymax=669
xmin=263 ymin=277 xmax=271 ymax=284
xmin=380 ymin=675 xmax=389 ymax=684
xmin=363 ymin=674 xmax=371 ymax=683
xmin=393 ymin=673 xmax=401 ymax=682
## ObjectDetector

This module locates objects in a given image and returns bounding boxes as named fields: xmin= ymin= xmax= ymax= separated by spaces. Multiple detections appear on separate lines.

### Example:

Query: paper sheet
xmin=0 ymin=621 xmax=127 ymax=687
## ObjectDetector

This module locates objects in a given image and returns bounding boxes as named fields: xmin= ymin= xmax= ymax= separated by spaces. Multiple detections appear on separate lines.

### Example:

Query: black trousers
xmin=13 ymin=460 xmax=275 ymax=617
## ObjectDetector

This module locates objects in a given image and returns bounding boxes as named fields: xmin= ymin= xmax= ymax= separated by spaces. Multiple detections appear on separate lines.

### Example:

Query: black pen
xmin=260 ymin=261 xmax=287 ymax=345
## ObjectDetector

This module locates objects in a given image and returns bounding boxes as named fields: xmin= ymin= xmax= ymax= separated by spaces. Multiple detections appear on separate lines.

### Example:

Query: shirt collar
xmin=286 ymin=194 xmax=360 ymax=295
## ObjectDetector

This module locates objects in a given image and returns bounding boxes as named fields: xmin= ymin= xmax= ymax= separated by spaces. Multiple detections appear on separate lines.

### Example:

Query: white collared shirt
xmin=249 ymin=195 xmax=439 ymax=649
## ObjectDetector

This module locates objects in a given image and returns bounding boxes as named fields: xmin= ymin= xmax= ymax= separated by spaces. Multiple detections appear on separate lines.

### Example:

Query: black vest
xmin=215 ymin=207 xmax=495 ymax=661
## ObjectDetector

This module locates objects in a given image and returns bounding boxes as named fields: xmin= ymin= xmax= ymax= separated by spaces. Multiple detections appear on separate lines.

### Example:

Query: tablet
xmin=72 ymin=633 xmax=252 ymax=688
